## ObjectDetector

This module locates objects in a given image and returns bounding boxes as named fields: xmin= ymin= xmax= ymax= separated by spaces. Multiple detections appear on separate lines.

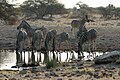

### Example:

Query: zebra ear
xmin=90 ymin=19 xmax=95 ymax=22
xmin=22 ymin=20 xmax=24 ymax=22
xmin=88 ymin=19 xmax=95 ymax=22
xmin=22 ymin=20 xmax=24 ymax=23
xmin=87 ymin=20 xmax=90 ymax=23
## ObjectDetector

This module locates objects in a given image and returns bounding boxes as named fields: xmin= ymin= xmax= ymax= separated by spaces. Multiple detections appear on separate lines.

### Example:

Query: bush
xmin=7 ymin=16 xmax=19 ymax=25
xmin=46 ymin=60 xmax=59 ymax=69
xmin=21 ymin=0 xmax=65 ymax=19
xmin=117 ymin=22 xmax=120 ymax=26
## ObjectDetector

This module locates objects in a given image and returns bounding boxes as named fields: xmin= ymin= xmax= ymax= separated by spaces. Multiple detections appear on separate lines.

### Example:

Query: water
xmin=0 ymin=50 xmax=106 ymax=70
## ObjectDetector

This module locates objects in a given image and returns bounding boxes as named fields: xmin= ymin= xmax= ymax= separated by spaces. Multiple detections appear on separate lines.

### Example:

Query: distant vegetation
xmin=0 ymin=0 xmax=18 ymax=24
xmin=20 ymin=0 xmax=66 ymax=19
xmin=69 ymin=1 xmax=120 ymax=20
xmin=0 ymin=0 xmax=120 ymax=24
xmin=97 ymin=4 xmax=120 ymax=20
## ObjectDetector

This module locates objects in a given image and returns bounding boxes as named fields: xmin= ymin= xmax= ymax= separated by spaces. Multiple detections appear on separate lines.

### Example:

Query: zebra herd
xmin=16 ymin=15 xmax=97 ymax=63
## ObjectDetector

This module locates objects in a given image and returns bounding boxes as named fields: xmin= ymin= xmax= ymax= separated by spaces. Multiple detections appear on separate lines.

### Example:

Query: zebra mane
xmin=22 ymin=20 xmax=31 ymax=28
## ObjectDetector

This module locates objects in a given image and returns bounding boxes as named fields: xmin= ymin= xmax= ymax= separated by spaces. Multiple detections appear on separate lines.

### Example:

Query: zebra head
xmin=17 ymin=20 xmax=31 ymax=30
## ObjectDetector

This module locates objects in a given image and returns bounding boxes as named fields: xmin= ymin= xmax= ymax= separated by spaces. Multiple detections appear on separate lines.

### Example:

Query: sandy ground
xmin=0 ymin=17 xmax=120 ymax=52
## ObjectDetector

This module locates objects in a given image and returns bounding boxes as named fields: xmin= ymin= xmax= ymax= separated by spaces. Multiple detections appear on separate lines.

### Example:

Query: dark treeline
xmin=97 ymin=4 xmax=120 ymax=20
xmin=20 ymin=0 xmax=66 ymax=19
xmin=0 ymin=0 xmax=66 ymax=24
xmin=69 ymin=2 xmax=120 ymax=20
xmin=0 ymin=0 xmax=120 ymax=24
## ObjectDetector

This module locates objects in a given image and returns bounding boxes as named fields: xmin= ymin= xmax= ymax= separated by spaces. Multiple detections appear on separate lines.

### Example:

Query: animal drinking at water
xmin=78 ymin=29 xmax=97 ymax=58
xmin=16 ymin=28 xmax=28 ymax=63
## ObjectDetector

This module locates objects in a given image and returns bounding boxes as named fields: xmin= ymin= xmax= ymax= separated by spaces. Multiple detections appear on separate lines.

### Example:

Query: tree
xmin=20 ymin=0 xmax=65 ymax=19
xmin=98 ymin=4 xmax=120 ymax=20
xmin=76 ymin=1 xmax=91 ymax=17
xmin=47 ymin=3 xmax=65 ymax=18
xmin=0 ymin=0 xmax=18 ymax=24
xmin=114 ymin=7 xmax=120 ymax=19
xmin=97 ymin=6 xmax=108 ymax=18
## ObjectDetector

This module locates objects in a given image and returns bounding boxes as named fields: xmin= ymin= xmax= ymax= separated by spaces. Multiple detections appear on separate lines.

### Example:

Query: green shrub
xmin=46 ymin=60 xmax=59 ymax=69
xmin=19 ymin=70 xmax=27 ymax=74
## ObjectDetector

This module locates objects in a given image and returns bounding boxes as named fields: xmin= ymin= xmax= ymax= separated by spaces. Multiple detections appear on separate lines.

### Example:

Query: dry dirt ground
xmin=0 ymin=17 xmax=120 ymax=52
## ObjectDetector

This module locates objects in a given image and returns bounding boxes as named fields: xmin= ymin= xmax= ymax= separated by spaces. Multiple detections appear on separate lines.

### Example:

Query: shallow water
xmin=0 ymin=50 xmax=106 ymax=70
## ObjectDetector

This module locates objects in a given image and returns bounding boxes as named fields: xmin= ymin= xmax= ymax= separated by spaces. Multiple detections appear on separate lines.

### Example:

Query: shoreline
xmin=1 ymin=60 xmax=120 ymax=80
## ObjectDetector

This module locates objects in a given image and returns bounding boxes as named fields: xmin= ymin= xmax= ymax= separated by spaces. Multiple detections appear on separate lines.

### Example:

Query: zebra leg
xmin=38 ymin=41 xmax=41 ymax=62
xmin=23 ymin=39 xmax=26 ymax=64
xmin=52 ymin=38 xmax=56 ymax=60
xmin=59 ymin=52 xmax=61 ymax=62
xmin=19 ymin=47 xmax=23 ymax=62
xmin=37 ymin=52 xmax=39 ymax=62
xmin=58 ymin=42 xmax=61 ymax=51
xmin=88 ymin=41 xmax=91 ymax=59
xmin=71 ymin=28 xmax=75 ymax=38
xmin=69 ymin=50 xmax=74 ymax=62
xmin=28 ymin=51 xmax=31 ymax=64
xmin=31 ymin=51 xmax=35 ymax=64
xmin=32 ymin=39 xmax=36 ymax=53
xmin=29 ymin=37 xmax=33 ymax=47
xmin=56 ymin=51 xmax=59 ymax=62
xmin=73 ymin=28 xmax=75 ymax=38
xmin=92 ymin=39 xmax=96 ymax=58
xmin=92 ymin=40 xmax=94 ymax=58
xmin=39 ymin=52 xmax=41 ymax=62
xmin=16 ymin=40 xmax=21 ymax=64
xmin=20 ymin=52 xmax=23 ymax=62
xmin=81 ymin=51 xmax=84 ymax=58
xmin=31 ymin=39 xmax=35 ymax=65
xmin=38 ymin=40 xmax=41 ymax=51
xmin=94 ymin=40 xmax=96 ymax=57
xmin=78 ymin=42 xmax=81 ymax=59
xmin=88 ymin=41 xmax=91 ymax=53
xmin=57 ymin=41 xmax=61 ymax=62
xmin=80 ymin=43 xmax=84 ymax=57
xmin=23 ymin=51 xmax=26 ymax=64
xmin=67 ymin=40 xmax=71 ymax=51
xmin=65 ymin=40 xmax=68 ymax=50
xmin=19 ymin=41 xmax=24 ymax=62
xmin=65 ymin=51 xmax=69 ymax=62
xmin=71 ymin=50 xmax=75 ymax=61
xmin=65 ymin=40 xmax=69 ymax=61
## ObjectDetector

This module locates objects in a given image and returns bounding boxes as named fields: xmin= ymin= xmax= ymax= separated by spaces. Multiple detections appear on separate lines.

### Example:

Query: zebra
xmin=78 ymin=29 xmax=97 ymax=58
xmin=32 ymin=29 xmax=43 ymax=51
xmin=43 ymin=29 xmax=57 ymax=62
xmin=56 ymin=32 xmax=70 ymax=50
xmin=44 ymin=29 xmax=57 ymax=51
xmin=17 ymin=20 xmax=43 ymax=64
xmin=56 ymin=32 xmax=73 ymax=62
xmin=75 ymin=25 xmax=87 ymax=58
xmin=71 ymin=15 xmax=94 ymax=37
xmin=17 ymin=20 xmax=45 ymax=50
xmin=17 ymin=20 xmax=35 ymax=39
xmin=16 ymin=28 xmax=28 ymax=63
xmin=35 ymin=26 xmax=49 ymax=41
